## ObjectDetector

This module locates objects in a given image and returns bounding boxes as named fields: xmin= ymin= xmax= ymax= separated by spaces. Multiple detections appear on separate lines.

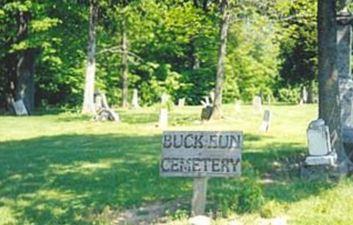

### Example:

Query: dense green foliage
xmin=0 ymin=0 xmax=320 ymax=109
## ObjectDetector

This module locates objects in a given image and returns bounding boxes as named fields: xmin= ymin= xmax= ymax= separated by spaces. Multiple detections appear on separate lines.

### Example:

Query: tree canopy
xmin=0 ymin=0 xmax=326 ymax=110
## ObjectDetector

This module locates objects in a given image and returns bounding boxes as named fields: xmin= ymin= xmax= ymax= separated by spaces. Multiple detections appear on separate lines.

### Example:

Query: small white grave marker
xmin=12 ymin=99 xmax=28 ymax=116
xmin=234 ymin=100 xmax=241 ymax=113
xmin=132 ymin=89 xmax=140 ymax=108
xmin=161 ymin=93 xmax=169 ymax=105
xmin=178 ymin=98 xmax=185 ymax=107
xmin=302 ymin=86 xmax=308 ymax=104
xmin=204 ymin=96 xmax=210 ymax=106
xmin=252 ymin=96 xmax=262 ymax=113
xmin=159 ymin=108 xmax=168 ymax=129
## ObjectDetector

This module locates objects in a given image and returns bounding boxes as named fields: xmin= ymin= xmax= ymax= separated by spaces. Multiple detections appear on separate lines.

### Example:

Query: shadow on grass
xmin=0 ymin=133 xmax=336 ymax=224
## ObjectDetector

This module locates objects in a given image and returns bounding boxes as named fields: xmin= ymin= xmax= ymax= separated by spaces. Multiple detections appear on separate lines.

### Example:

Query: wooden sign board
xmin=160 ymin=131 xmax=243 ymax=177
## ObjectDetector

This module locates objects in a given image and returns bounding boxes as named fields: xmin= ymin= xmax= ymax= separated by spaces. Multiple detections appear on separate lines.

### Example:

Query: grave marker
xmin=234 ymin=100 xmax=241 ymax=113
xmin=160 ymin=131 xmax=243 ymax=215
xmin=201 ymin=106 xmax=212 ymax=121
xmin=12 ymin=99 xmax=28 ymax=116
xmin=178 ymin=98 xmax=185 ymax=107
xmin=132 ymin=89 xmax=140 ymax=108
xmin=94 ymin=92 xmax=120 ymax=122
xmin=260 ymin=109 xmax=271 ymax=132
xmin=161 ymin=93 xmax=169 ymax=105
xmin=305 ymin=119 xmax=337 ymax=166
xmin=302 ymin=87 xmax=308 ymax=104
xmin=159 ymin=108 xmax=168 ymax=129
xmin=204 ymin=96 xmax=210 ymax=106
xmin=252 ymin=96 xmax=262 ymax=113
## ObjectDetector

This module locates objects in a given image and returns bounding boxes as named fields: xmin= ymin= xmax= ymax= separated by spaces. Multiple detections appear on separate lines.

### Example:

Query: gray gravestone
xmin=132 ymin=89 xmax=140 ymax=108
xmin=201 ymin=106 xmax=212 ymax=121
xmin=12 ymin=99 xmax=28 ymax=116
xmin=260 ymin=109 xmax=271 ymax=132
xmin=337 ymin=12 xmax=352 ymax=79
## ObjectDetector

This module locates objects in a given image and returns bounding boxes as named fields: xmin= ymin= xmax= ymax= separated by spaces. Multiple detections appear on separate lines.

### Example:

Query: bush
xmin=277 ymin=87 xmax=300 ymax=104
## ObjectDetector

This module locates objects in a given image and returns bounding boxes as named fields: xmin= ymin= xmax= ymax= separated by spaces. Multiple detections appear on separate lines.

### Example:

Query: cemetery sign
xmin=160 ymin=131 xmax=243 ymax=177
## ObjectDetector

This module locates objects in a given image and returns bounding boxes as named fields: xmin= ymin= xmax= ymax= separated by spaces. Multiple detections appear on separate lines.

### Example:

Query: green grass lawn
xmin=0 ymin=104 xmax=352 ymax=225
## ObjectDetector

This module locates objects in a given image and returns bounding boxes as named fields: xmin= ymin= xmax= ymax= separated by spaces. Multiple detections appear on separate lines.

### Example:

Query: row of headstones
xmin=160 ymin=93 xmax=272 ymax=132
xmin=11 ymin=90 xmax=271 ymax=132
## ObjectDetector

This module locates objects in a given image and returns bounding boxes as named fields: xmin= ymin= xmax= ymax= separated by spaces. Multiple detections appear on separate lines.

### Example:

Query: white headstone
xmin=252 ymin=96 xmax=262 ymax=113
xmin=302 ymin=87 xmax=308 ymax=104
xmin=204 ymin=96 xmax=210 ymax=106
xmin=178 ymin=98 xmax=185 ymax=107
xmin=132 ymin=89 xmax=140 ymax=108
xmin=305 ymin=119 xmax=337 ymax=166
xmin=161 ymin=93 xmax=169 ymax=105
xmin=12 ymin=99 xmax=28 ymax=116
xmin=234 ymin=100 xmax=241 ymax=112
xmin=159 ymin=108 xmax=168 ymax=129
xmin=307 ymin=119 xmax=331 ymax=156
xmin=260 ymin=109 xmax=271 ymax=132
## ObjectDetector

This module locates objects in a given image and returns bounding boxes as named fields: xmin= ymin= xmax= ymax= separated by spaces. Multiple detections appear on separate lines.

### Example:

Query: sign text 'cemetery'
xmin=160 ymin=131 xmax=243 ymax=177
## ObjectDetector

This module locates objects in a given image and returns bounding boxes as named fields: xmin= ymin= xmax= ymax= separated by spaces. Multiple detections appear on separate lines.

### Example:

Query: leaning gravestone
xmin=204 ymin=96 xmax=211 ymax=106
xmin=160 ymin=131 xmax=243 ymax=215
xmin=252 ymin=96 xmax=262 ymax=113
xmin=12 ymin=99 xmax=28 ymax=116
xmin=260 ymin=109 xmax=271 ymax=132
xmin=132 ymin=89 xmax=140 ymax=108
xmin=201 ymin=106 xmax=212 ymax=121
xmin=94 ymin=92 xmax=120 ymax=122
xmin=159 ymin=108 xmax=168 ymax=129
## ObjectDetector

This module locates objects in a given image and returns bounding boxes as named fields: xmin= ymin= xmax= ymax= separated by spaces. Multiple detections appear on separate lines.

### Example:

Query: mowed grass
xmin=0 ymin=104 xmax=352 ymax=224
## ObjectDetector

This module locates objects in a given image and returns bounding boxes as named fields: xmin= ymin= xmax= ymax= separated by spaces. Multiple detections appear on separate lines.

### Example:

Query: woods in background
xmin=0 ymin=0 xmax=318 ymax=111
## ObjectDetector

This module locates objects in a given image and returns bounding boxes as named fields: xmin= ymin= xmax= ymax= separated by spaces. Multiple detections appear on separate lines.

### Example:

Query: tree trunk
xmin=189 ymin=38 xmax=200 ymax=70
xmin=318 ymin=0 xmax=344 ymax=162
xmin=211 ymin=0 xmax=230 ymax=120
xmin=16 ymin=49 xmax=36 ymax=113
xmin=121 ymin=19 xmax=129 ymax=108
xmin=82 ymin=0 xmax=98 ymax=115
xmin=14 ymin=11 xmax=36 ymax=113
